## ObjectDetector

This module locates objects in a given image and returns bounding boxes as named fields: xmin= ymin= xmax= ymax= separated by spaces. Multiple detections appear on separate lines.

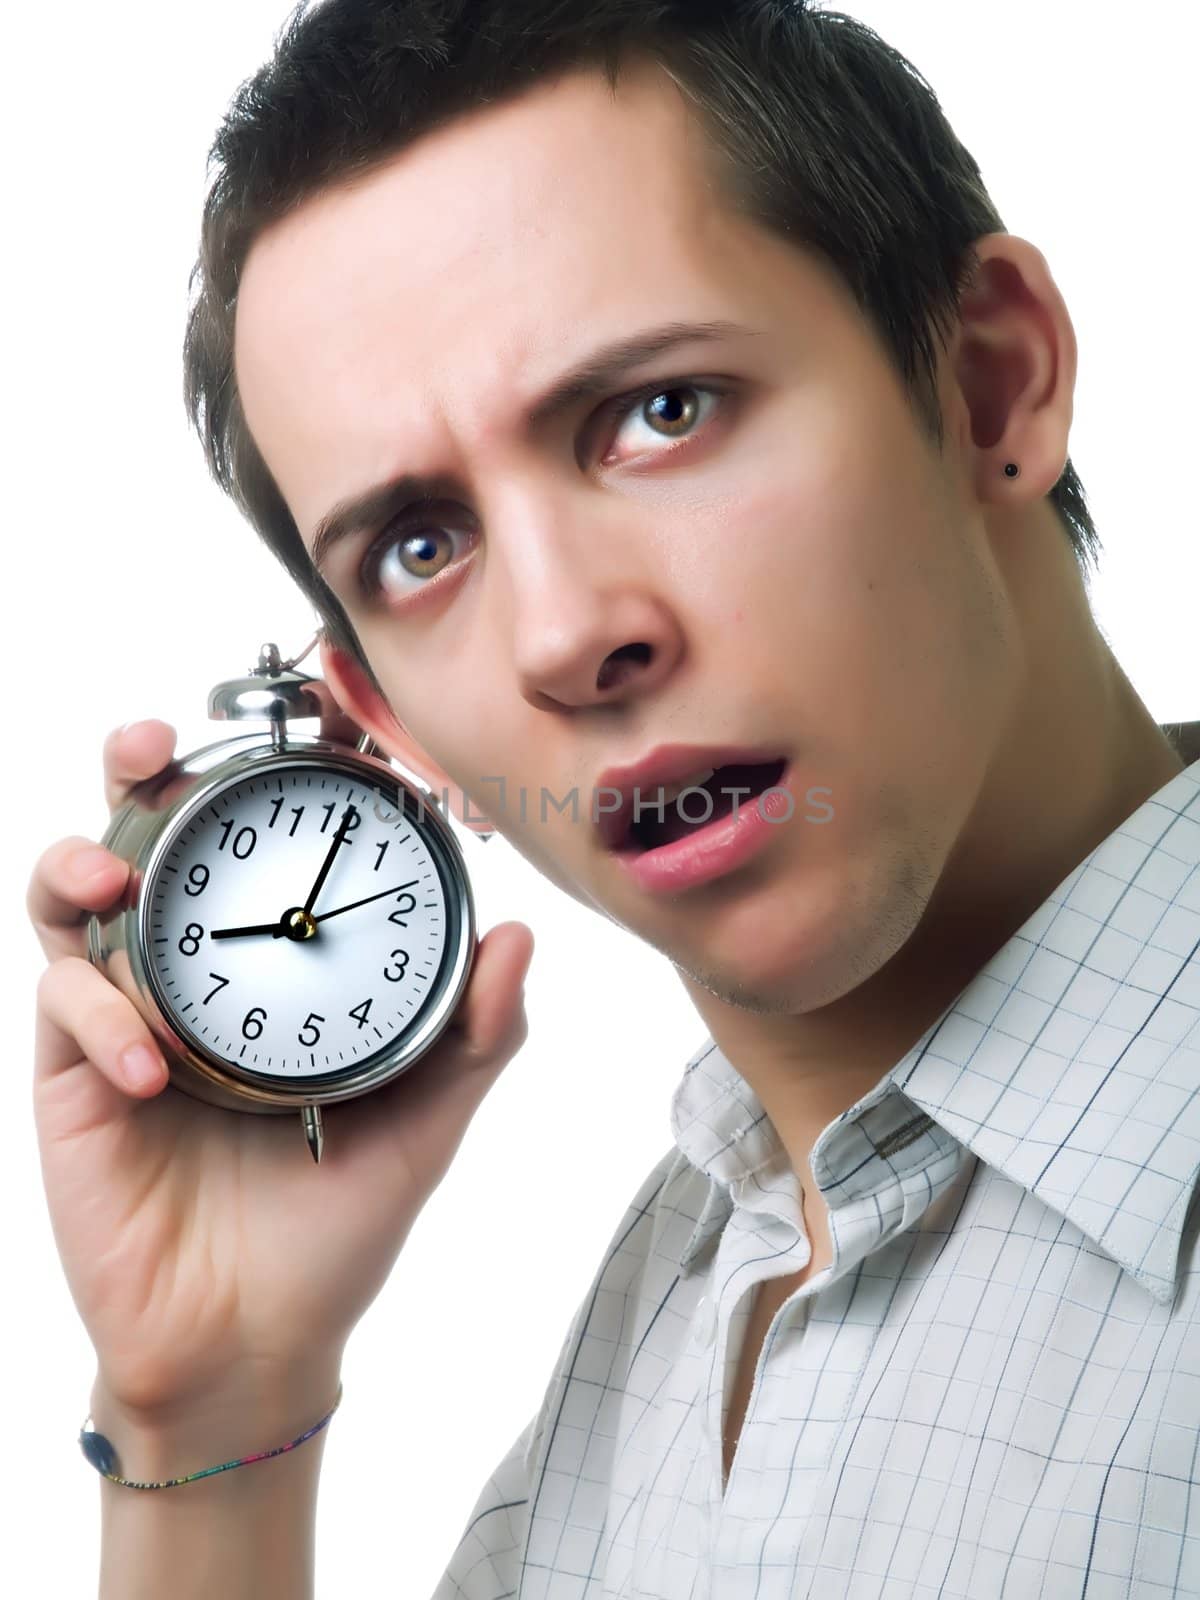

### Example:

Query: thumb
xmin=453 ymin=921 xmax=535 ymax=1066
xmin=331 ymin=919 xmax=534 ymax=1167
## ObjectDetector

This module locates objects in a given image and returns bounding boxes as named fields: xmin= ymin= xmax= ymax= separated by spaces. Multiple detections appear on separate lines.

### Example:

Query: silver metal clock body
xmin=87 ymin=724 xmax=476 ymax=1157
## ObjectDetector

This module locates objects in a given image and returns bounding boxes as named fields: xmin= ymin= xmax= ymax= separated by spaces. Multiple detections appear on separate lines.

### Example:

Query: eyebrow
xmin=307 ymin=317 xmax=762 ymax=575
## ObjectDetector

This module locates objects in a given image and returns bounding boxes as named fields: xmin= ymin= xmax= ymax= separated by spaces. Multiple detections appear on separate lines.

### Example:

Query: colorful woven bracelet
xmin=78 ymin=1380 xmax=344 ymax=1490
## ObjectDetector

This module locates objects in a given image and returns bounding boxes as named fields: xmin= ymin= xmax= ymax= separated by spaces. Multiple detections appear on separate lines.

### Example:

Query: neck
xmin=679 ymin=517 xmax=1188 ymax=1189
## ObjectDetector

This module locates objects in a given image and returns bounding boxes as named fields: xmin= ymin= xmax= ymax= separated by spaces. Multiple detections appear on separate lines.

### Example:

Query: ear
xmin=317 ymin=637 xmax=496 ymax=837
xmin=951 ymin=233 xmax=1078 ymax=507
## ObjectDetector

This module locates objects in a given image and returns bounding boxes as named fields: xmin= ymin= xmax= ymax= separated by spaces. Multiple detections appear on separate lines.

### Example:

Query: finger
xmin=451 ymin=921 xmax=535 ymax=1063
xmin=103 ymin=720 xmax=178 ymax=814
xmin=26 ymin=836 xmax=132 ymax=966
xmin=35 ymin=956 xmax=168 ymax=1100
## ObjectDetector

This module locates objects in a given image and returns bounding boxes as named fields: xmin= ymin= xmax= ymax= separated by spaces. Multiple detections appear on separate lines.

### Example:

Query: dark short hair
xmin=184 ymin=0 xmax=1100 ymax=704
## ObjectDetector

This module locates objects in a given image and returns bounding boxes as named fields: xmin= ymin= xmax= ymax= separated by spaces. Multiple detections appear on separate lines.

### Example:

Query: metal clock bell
xmin=87 ymin=636 xmax=476 ymax=1164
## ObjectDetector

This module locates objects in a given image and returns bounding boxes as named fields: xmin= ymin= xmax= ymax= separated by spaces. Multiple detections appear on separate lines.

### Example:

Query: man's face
xmin=235 ymin=60 xmax=1017 ymax=1012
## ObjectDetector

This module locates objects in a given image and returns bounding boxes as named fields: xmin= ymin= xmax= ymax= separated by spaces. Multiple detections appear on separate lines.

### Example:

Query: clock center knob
xmin=282 ymin=907 xmax=318 ymax=941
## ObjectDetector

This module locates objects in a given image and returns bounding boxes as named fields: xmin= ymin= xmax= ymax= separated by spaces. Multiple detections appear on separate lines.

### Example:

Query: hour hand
xmin=211 ymin=920 xmax=285 ymax=940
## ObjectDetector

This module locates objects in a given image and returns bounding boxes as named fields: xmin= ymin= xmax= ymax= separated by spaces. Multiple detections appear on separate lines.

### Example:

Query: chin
xmin=672 ymin=936 xmax=856 ymax=1018
xmin=663 ymin=852 xmax=920 ymax=1016
xmin=671 ymin=958 xmax=819 ymax=1016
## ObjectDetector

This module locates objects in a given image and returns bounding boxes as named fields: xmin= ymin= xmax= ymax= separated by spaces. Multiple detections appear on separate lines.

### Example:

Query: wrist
xmin=87 ymin=1358 xmax=343 ymax=1488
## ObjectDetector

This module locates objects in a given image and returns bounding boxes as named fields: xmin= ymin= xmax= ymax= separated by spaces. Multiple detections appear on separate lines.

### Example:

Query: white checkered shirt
xmin=434 ymin=754 xmax=1200 ymax=1598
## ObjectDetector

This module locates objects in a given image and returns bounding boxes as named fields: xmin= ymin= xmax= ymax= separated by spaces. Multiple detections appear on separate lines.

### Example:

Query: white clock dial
xmin=144 ymin=764 xmax=450 ymax=1078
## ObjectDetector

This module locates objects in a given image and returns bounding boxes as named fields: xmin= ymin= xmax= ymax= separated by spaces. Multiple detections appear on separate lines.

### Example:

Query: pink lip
xmin=610 ymin=760 xmax=794 ymax=895
xmin=593 ymin=742 xmax=789 ymax=851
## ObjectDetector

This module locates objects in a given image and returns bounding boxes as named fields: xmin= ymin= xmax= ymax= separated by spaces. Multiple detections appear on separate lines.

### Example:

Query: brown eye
xmin=603 ymin=382 xmax=725 ymax=464
xmin=396 ymin=529 xmax=452 ymax=577
xmin=643 ymin=388 xmax=699 ymax=435
xmin=359 ymin=521 xmax=473 ymax=604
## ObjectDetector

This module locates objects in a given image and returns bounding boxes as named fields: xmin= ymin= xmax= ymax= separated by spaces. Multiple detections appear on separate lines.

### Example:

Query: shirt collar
xmin=670 ymin=754 xmax=1200 ymax=1305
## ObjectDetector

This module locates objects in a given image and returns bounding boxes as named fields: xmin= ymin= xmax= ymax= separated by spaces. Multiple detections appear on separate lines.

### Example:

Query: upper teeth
xmin=648 ymin=768 xmax=716 ymax=805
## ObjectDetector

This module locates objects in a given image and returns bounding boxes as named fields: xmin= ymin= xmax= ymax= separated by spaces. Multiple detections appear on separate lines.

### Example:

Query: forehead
xmin=232 ymin=60 xmax=841 ymax=541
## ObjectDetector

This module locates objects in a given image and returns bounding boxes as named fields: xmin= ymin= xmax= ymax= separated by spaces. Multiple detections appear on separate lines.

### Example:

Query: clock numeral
xmin=217 ymin=819 xmax=258 ymax=859
xmin=383 ymin=949 xmax=409 ymax=983
xmin=321 ymin=801 xmax=362 ymax=837
xmin=242 ymin=1006 xmax=267 ymax=1040
xmin=348 ymin=998 xmax=373 ymax=1030
xmin=178 ymin=923 xmax=205 ymax=957
xmin=204 ymin=972 xmax=230 ymax=1006
xmin=388 ymin=892 xmax=418 ymax=928
xmin=183 ymin=864 xmax=210 ymax=897
xmin=268 ymin=797 xmax=305 ymax=837
xmin=298 ymin=1013 xmax=325 ymax=1047
xmin=373 ymin=840 xmax=390 ymax=873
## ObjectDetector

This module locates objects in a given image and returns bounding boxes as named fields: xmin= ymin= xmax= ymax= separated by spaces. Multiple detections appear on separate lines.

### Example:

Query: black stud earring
xmin=1004 ymin=462 xmax=1021 ymax=479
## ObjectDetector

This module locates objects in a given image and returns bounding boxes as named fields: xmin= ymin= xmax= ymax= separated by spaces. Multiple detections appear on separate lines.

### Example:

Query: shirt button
xmin=692 ymin=1296 xmax=717 ymax=1348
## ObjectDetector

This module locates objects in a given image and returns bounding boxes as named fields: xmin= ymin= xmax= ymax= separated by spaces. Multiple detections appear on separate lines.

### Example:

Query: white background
xmin=5 ymin=2 xmax=1196 ymax=1594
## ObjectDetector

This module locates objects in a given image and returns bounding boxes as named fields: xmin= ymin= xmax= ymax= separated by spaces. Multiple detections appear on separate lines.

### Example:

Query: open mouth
xmin=623 ymin=758 xmax=787 ymax=853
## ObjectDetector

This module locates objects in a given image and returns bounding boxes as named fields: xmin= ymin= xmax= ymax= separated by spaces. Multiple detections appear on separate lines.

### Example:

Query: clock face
xmin=142 ymin=761 xmax=456 ymax=1081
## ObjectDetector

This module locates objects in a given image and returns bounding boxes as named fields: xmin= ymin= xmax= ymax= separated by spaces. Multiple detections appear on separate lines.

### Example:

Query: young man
xmin=29 ymin=2 xmax=1200 ymax=1595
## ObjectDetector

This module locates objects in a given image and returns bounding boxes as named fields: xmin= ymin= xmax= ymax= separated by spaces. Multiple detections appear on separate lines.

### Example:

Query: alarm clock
xmin=86 ymin=636 xmax=476 ymax=1164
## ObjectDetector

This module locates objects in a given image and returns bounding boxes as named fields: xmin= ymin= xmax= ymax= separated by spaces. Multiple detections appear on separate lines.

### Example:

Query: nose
xmin=504 ymin=504 xmax=685 ymax=712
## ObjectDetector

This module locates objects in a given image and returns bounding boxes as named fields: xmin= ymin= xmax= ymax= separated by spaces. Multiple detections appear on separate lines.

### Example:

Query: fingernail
xmin=70 ymin=846 xmax=114 ymax=882
xmin=120 ymin=1045 xmax=164 ymax=1090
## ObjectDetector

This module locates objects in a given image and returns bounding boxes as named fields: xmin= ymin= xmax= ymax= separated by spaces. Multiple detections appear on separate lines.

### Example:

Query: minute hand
xmin=309 ymin=878 xmax=422 ymax=927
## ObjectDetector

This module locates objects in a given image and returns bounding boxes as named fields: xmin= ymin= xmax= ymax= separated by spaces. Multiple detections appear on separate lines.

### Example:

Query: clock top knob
xmin=207 ymin=639 xmax=336 ymax=729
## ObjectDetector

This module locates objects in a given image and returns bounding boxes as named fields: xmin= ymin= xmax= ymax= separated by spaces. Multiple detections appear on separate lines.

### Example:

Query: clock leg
xmin=301 ymin=1104 xmax=325 ymax=1165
